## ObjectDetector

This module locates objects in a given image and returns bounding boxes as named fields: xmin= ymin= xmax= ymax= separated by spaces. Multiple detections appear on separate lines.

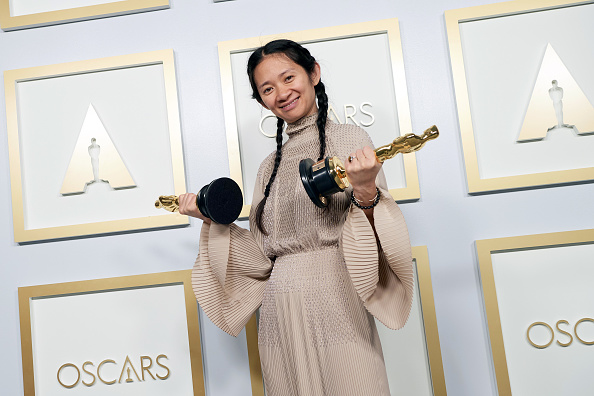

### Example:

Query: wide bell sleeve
xmin=192 ymin=169 xmax=273 ymax=337
xmin=338 ymin=130 xmax=414 ymax=330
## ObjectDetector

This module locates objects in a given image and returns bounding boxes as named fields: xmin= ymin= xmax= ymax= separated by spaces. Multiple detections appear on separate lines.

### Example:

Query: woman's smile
xmin=280 ymin=97 xmax=299 ymax=110
xmin=253 ymin=54 xmax=320 ymax=124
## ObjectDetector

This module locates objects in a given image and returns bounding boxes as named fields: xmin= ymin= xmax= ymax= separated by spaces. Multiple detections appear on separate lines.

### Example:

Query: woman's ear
xmin=311 ymin=62 xmax=321 ymax=86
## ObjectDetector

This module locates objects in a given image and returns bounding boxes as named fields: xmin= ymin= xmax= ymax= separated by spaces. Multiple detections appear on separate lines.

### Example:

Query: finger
xmin=360 ymin=149 xmax=375 ymax=169
xmin=178 ymin=194 xmax=189 ymax=209
xmin=363 ymin=146 xmax=375 ymax=160
xmin=355 ymin=149 xmax=372 ymax=169
xmin=179 ymin=193 xmax=196 ymax=211
xmin=344 ymin=156 xmax=353 ymax=172
xmin=178 ymin=195 xmax=189 ymax=214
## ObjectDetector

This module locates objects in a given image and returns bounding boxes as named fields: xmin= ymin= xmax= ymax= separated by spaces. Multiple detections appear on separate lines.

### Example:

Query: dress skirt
xmin=258 ymin=247 xmax=391 ymax=396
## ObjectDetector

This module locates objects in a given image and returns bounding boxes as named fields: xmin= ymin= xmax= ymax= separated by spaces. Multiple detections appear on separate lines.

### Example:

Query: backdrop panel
xmin=19 ymin=270 xmax=205 ymax=396
xmin=4 ymin=49 xmax=188 ymax=242
xmin=477 ymin=229 xmax=594 ymax=396
xmin=0 ymin=0 xmax=169 ymax=31
xmin=218 ymin=19 xmax=420 ymax=218
xmin=446 ymin=0 xmax=594 ymax=193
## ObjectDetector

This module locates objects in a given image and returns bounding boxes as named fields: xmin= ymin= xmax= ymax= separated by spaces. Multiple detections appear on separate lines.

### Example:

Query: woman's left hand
xmin=344 ymin=146 xmax=382 ymax=202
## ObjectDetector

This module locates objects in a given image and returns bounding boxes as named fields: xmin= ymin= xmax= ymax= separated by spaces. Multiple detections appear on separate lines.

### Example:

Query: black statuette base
xmin=299 ymin=157 xmax=345 ymax=208
xmin=196 ymin=177 xmax=243 ymax=224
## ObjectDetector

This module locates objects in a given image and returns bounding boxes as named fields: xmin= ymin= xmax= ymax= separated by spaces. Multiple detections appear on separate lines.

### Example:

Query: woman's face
xmin=253 ymin=54 xmax=320 ymax=124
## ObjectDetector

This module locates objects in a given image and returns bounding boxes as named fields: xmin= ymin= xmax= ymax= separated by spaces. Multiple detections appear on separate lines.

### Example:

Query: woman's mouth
xmin=280 ymin=97 xmax=299 ymax=111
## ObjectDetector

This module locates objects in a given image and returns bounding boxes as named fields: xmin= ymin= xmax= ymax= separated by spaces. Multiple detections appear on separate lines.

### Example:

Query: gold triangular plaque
xmin=60 ymin=104 xmax=136 ymax=195
xmin=517 ymin=43 xmax=594 ymax=142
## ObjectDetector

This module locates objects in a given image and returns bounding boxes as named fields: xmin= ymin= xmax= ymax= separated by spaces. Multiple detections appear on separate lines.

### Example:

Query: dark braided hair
xmin=247 ymin=39 xmax=329 ymax=234
xmin=314 ymin=81 xmax=328 ymax=161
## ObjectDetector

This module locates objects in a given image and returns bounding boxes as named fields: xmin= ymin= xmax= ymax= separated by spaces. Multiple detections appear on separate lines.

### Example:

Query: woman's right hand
xmin=178 ymin=193 xmax=211 ymax=224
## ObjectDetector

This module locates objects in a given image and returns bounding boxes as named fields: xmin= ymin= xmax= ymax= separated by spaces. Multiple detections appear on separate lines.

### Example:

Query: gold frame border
xmin=218 ymin=18 xmax=418 ymax=219
xmin=245 ymin=314 xmax=265 ymax=396
xmin=476 ymin=228 xmax=594 ymax=395
xmin=4 ymin=49 xmax=188 ymax=243
xmin=18 ymin=270 xmax=206 ymax=396
xmin=243 ymin=246 xmax=447 ymax=396
xmin=413 ymin=246 xmax=447 ymax=396
xmin=445 ymin=0 xmax=594 ymax=194
xmin=0 ymin=0 xmax=169 ymax=31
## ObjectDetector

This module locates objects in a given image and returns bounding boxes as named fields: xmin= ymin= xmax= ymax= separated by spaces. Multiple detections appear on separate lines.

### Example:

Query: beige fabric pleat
xmin=192 ymin=115 xmax=413 ymax=395
xmin=192 ymin=221 xmax=272 ymax=337
xmin=258 ymin=249 xmax=392 ymax=396
xmin=341 ymin=190 xmax=414 ymax=330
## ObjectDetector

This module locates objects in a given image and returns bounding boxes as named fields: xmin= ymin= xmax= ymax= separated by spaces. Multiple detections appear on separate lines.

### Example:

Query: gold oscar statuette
xmin=299 ymin=125 xmax=439 ymax=207
xmin=155 ymin=177 xmax=243 ymax=224
xmin=155 ymin=195 xmax=179 ymax=212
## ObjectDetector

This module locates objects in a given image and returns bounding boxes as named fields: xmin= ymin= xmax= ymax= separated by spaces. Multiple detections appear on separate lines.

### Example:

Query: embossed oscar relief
xmin=156 ymin=177 xmax=243 ymax=224
xmin=476 ymin=228 xmax=594 ymax=396
xmin=299 ymin=126 xmax=439 ymax=207
xmin=56 ymin=354 xmax=171 ymax=388
xmin=60 ymin=104 xmax=136 ymax=195
xmin=259 ymin=103 xmax=376 ymax=138
xmin=19 ymin=271 xmax=204 ymax=395
xmin=517 ymin=43 xmax=594 ymax=142
xmin=526 ymin=318 xmax=594 ymax=349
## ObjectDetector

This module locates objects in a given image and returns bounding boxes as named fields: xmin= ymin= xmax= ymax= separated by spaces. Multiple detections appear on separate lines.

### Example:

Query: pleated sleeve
xmin=192 ymin=168 xmax=273 ymax=337
xmin=339 ymin=132 xmax=415 ymax=330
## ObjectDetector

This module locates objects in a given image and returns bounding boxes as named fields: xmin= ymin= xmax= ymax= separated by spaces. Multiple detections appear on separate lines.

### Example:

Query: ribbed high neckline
xmin=285 ymin=114 xmax=318 ymax=138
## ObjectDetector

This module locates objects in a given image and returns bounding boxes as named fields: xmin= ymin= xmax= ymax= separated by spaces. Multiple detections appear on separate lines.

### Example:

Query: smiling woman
xmin=181 ymin=39 xmax=414 ymax=396
xmin=253 ymin=54 xmax=320 ymax=124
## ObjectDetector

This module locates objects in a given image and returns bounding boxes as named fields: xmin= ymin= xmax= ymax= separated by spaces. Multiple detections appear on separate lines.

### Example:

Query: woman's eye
xmin=262 ymin=87 xmax=272 ymax=94
xmin=285 ymin=75 xmax=294 ymax=82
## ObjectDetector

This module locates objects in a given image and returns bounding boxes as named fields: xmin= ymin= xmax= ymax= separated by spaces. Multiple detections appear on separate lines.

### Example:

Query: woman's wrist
xmin=351 ymin=187 xmax=380 ymax=210
xmin=351 ymin=183 xmax=377 ymax=202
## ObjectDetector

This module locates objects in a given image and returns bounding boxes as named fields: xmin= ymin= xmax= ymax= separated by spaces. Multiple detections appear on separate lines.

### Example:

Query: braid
xmin=315 ymin=81 xmax=328 ymax=161
xmin=247 ymin=39 xmax=329 ymax=228
xmin=255 ymin=117 xmax=285 ymax=234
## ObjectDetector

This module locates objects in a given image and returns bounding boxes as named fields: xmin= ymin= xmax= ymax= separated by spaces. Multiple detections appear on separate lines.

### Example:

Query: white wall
xmin=1 ymin=0 xmax=592 ymax=395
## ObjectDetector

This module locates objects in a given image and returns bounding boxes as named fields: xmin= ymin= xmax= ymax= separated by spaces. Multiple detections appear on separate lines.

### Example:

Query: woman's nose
xmin=277 ymin=86 xmax=290 ymax=101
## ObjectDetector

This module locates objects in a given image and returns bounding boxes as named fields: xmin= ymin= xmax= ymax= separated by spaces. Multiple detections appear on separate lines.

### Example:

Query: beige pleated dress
xmin=192 ymin=114 xmax=414 ymax=396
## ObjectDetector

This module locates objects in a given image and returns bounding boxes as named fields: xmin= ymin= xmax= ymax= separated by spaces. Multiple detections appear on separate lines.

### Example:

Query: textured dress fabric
xmin=192 ymin=114 xmax=414 ymax=396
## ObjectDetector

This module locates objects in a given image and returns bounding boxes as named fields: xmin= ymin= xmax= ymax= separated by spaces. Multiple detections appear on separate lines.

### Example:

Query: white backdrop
xmin=377 ymin=260 xmax=434 ymax=396
xmin=459 ymin=3 xmax=594 ymax=179
xmin=1 ymin=0 xmax=593 ymax=395
xmin=15 ymin=63 xmax=175 ymax=229
xmin=30 ymin=284 xmax=194 ymax=395
xmin=9 ymin=0 xmax=123 ymax=17
xmin=491 ymin=243 xmax=594 ymax=396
